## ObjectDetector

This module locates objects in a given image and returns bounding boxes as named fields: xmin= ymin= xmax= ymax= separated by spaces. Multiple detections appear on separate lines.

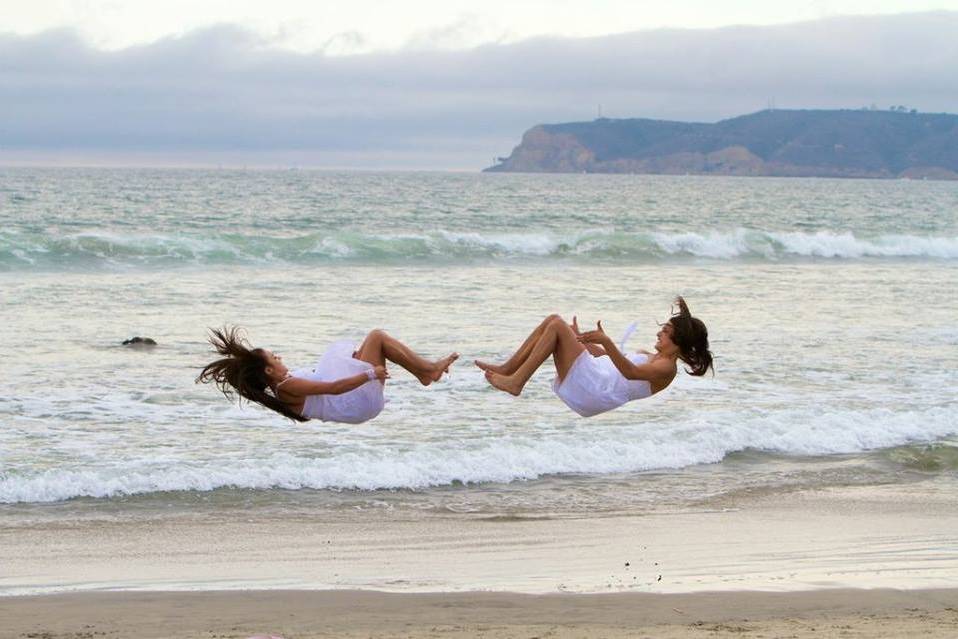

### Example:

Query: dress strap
xmin=275 ymin=375 xmax=293 ymax=389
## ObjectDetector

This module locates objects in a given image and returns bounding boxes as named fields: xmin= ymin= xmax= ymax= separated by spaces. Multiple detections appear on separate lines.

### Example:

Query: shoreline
xmin=3 ymin=482 xmax=957 ymax=597
xmin=4 ymin=483 xmax=957 ymax=637
xmin=3 ymin=588 xmax=957 ymax=638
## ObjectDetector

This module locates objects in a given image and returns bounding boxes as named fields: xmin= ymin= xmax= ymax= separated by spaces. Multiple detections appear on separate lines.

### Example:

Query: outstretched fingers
xmin=578 ymin=320 xmax=609 ymax=345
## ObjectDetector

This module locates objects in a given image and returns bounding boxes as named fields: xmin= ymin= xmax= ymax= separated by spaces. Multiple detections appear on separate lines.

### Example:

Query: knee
xmin=366 ymin=328 xmax=388 ymax=341
xmin=545 ymin=313 xmax=563 ymax=324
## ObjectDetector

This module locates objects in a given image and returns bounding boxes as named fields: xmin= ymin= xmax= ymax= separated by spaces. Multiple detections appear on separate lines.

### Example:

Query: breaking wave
xmin=2 ymin=229 xmax=957 ymax=269
xmin=2 ymin=405 xmax=954 ymax=504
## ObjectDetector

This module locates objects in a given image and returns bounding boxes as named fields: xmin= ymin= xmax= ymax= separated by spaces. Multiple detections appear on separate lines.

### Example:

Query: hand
xmin=578 ymin=320 xmax=611 ymax=347
xmin=570 ymin=315 xmax=581 ymax=335
xmin=372 ymin=365 xmax=389 ymax=381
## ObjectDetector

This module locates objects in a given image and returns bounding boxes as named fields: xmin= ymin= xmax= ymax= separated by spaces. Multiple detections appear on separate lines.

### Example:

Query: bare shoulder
xmin=648 ymin=356 xmax=678 ymax=393
xmin=650 ymin=355 xmax=679 ymax=375
xmin=275 ymin=376 xmax=313 ymax=396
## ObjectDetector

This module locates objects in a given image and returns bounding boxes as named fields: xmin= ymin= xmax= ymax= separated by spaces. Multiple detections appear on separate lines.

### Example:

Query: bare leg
xmin=485 ymin=316 xmax=584 ymax=396
xmin=356 ymin=329 xmax=458 ymax=386
xmin=475 ymin=314 xmax=561 ymax=375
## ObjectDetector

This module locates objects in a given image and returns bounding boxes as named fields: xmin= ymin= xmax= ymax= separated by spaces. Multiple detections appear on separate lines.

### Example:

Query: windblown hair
xmin=196 ymin=326 xmax=308 ymax=422
xmin=667 ymin=297 xmax=714 ymax=377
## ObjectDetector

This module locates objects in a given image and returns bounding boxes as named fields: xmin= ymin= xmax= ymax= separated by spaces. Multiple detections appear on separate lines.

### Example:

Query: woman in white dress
xmin=477 ymin=297 xmax=712 ymax=417
xmin=198 ymin=326 xmax=458 ymax=423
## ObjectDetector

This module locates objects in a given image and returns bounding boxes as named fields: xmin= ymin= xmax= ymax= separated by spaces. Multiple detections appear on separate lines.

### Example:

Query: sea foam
xmin=2 ymin=404 xmax=953 ymax=504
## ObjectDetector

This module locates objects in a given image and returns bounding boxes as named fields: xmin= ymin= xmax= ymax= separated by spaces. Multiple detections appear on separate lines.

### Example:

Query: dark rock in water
xmin=122 ymin=336 xmax=157 ymax=347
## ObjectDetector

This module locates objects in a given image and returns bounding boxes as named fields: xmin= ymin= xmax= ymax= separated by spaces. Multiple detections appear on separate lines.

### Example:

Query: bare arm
xmin=279 ymin=366 xmax=388 ymax=397
xmin=602 ymin=341 xmax=670 ymax=383
xmin=579 ymin=322 xmax=670 ymax=384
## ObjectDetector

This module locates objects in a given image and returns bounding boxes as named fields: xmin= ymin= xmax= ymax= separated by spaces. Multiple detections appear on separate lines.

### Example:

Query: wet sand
xmin=3 ymin=482 xmax=957 ymax=594
xmin=2 ymin=588 xmax=957 ymax=638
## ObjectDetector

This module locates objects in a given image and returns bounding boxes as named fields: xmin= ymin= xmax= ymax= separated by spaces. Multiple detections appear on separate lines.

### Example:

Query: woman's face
xmin=262 ymin=350 xmax=289 ymax=381
xmin=654 ymin=322 xmax=677 ymax=354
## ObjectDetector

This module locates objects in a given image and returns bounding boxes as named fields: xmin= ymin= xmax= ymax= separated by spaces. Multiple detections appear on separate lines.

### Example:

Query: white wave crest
xmin=651 ymin=230 xmax=752 ymax=258
xmin=766 ymin=231 xmax=958 ymax=258
xmin=1 ymin=405 xmax=954 ymax=504
xmin=2 ymin=229 xmax=957 ymax=268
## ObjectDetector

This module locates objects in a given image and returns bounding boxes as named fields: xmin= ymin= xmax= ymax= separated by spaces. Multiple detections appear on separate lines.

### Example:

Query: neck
xmin=655 ymin=348 xmax=679 ymax=362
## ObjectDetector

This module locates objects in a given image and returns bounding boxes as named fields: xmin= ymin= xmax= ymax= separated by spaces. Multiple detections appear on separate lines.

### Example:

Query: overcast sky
xmin=6 ymin=0 xmax=958 ymax=52
xmin=2 ymin=5 xmax=957 ymax=169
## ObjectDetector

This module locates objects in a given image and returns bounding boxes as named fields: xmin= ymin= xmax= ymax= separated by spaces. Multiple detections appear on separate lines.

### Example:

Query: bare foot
xmin=432 ymin=352 xmax=460 ymax=382
xmin=485 ymin=370 xmax=521 ymax=396
xmin=416 ymin=353 xmax=460 ymax=385
xmin=474 ymin=359 xmax=505 ymax=374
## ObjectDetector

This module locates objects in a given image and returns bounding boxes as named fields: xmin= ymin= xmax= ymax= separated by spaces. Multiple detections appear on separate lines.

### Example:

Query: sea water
xmin=1 ymin=168 xmax=956 ymax=522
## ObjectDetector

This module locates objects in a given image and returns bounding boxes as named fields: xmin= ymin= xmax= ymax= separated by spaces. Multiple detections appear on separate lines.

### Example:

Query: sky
xmin=2 ymin=2 xmax=957 ymax=168
xmin=6 ymin=0 xmax=958 ymax=53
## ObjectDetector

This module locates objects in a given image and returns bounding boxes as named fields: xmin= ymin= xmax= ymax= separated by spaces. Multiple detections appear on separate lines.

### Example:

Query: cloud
xmin=1 ymin=12 xmax=956 ymax=168
xmin=321 ymin=31 xmax=368 ymax=56
xmin=403 ymin=14 xmax=515 ymax=51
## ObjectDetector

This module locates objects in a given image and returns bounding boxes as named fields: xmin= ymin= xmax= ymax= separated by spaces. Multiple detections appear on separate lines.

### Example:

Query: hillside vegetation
xmin=485 ymin=109 xmax=958 ymax=179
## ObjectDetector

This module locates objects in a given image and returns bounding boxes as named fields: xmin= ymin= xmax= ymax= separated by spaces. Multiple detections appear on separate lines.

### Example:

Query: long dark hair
xmin=668 ymin=297 xmax=714 ymax=376
xmin=196 ymin=326 xmax=309 ymax=422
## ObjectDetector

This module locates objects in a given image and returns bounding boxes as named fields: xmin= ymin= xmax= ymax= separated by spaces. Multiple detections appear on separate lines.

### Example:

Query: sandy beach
xmin=3 ymin=482 xmax=957 ymax=637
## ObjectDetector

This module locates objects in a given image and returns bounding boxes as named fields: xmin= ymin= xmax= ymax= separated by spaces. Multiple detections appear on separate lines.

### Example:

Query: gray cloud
xmin=1 ymin=12 xmax=956 ymax=168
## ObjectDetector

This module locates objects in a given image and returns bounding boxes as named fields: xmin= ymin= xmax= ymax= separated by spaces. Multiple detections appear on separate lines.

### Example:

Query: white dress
xmin=552 ymin=351 xmax=653 ymax=417
xmin=292 ymin=340 xmax=385 ymax=424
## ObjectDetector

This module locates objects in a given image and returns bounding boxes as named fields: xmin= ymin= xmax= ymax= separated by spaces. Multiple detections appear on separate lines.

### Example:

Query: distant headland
xmin=484 ymin=109 xmax=958 ymax=179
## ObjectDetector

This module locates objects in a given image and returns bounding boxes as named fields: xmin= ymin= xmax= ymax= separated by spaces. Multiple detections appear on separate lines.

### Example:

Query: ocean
xmin=1 ymin=168 xmax=956 ymax=528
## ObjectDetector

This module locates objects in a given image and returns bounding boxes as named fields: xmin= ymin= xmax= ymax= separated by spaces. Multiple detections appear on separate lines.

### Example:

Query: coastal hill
xmin=484 ymin=109 xmax=958 ymax=179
